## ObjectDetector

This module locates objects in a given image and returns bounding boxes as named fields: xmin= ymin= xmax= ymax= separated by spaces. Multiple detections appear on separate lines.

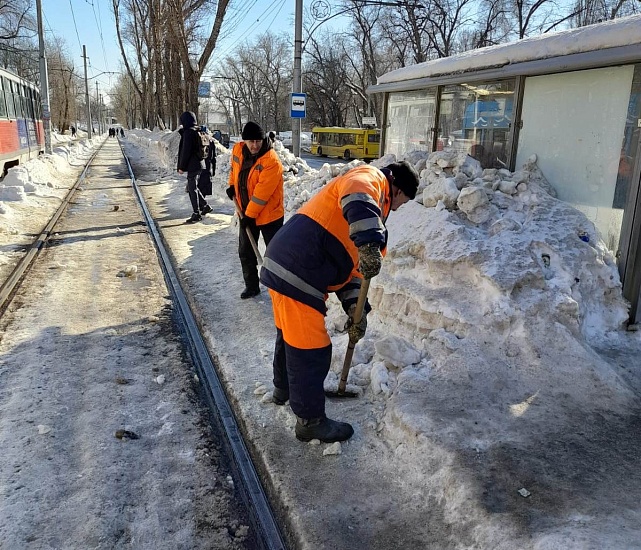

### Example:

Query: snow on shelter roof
xmin=370 ymin=15 xmax=641 ymax=93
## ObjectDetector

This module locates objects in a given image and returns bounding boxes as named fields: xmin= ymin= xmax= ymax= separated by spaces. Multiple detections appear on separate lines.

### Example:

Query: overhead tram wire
xmin=91 ymin=0 xmax=111 ymax=72
xmin=265 ymin=0 xmax=287 ymax=30
xmin=215 ymin=0 xmax=285 ymax=60
xmin=219 ymin=0 xmax=259 ymax=37
xmin=215 ymin=0 xmax=260 ymax=51
xmin=68 ymin=0 xmax=84 ymax=52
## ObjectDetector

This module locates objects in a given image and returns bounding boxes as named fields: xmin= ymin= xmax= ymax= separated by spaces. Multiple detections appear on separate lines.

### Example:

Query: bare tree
xmin=0 ymin=0 xmax=33 ymax=40
xmin=304 ymin=31 xmax=352 ymax=127
xmin=571 ymin=0 xmax=638 ymax=27
xmin=165 ymin=0 xmax=231 ymax=118
xmin=46 ymin=37 xmax=81 ymax=133
xmin=213 ymin=32 xmax=292 ymax=133
xmin=341 ymin=1 xmax=392 ymax=125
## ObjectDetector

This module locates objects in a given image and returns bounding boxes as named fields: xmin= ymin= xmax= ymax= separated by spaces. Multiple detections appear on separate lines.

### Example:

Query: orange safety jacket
xmin=260 ymin=164 xmax=392 ymax=315
xmin=228 ymin=141 xmax=284 ymax=225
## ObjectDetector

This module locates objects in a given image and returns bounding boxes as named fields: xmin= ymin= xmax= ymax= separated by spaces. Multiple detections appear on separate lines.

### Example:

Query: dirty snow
xmin=2 ymin=126 xmax=641 ymax=548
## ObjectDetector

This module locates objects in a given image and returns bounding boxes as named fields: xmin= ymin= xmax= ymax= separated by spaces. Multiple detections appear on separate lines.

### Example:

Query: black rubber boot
xmin=240 ymin=287 xmax=260 ymax=299
xmin=272 ymin=387 xmax=289 ymax=405
xmin=295 ymin=415 xmax=354 ymax=443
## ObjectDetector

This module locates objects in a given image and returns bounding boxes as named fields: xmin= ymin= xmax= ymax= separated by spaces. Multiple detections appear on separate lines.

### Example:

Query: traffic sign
xmin=291 ymin=93 xmax=306 ymax=118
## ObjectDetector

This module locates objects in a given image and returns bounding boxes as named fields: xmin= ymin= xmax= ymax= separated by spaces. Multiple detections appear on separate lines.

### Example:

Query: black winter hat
xmin=242 ymin=121 xmax=265 ymax=140
xmin=386 ymin=160 xmax=419 ymax=200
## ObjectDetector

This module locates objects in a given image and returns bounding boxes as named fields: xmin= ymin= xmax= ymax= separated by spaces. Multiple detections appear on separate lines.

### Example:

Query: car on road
xmin=211 ymin=129 xmax=230 ymax=148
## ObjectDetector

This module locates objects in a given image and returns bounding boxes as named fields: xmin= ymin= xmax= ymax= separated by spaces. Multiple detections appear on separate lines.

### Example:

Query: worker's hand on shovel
xmin=358 ymin=243 xmax=383 ymax=279
xmin=345 ymin=304 xmax=367 ymax=344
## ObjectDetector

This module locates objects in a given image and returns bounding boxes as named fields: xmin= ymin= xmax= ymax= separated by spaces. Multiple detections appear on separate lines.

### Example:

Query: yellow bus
xmin=310 ymin=127 xmax=380 ymax=160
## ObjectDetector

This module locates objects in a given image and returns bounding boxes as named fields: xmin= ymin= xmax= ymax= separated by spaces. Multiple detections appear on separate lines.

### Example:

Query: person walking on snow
xmin=177 ymin=111 xmax=210 ymax=223
xmin=226 ymin=121 xmax=284 ymax=299
xmin=196 ymin=126 xmax=216 ymax=215
xmin=259 ymin=160 xmax=420 ymax=443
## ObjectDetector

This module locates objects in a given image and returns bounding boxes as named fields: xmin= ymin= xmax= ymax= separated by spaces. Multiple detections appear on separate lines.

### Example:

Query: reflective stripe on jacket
xmin=228 ymin=141 xmax=284 ymax=225
xmin=260 ymin=164 xmax=391 ymax=314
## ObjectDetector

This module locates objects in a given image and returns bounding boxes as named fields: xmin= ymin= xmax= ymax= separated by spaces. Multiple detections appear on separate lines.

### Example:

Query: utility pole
xmin=36 ymin=0 xmax=52 ymax=153
xmin=292 ymin=0 xmax=303 ymax=158
xmin=96 ymin=82 xmax=100 ymax=134
xmin=82 ymin=45 xmax=92 ymax=139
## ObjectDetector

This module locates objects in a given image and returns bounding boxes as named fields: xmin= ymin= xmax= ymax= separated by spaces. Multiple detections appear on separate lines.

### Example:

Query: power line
xmin=218 ymin=0 xmax=260 ymax=42
xmin=91 ymin=0 xmax=111 ymax=72
xmin=266 ymin=0 xmax=288 ymax=29
xmin=68 ymin=0 xmax=83 ymax=52
xmin=216 ymin=0 xmax=285 ymax=60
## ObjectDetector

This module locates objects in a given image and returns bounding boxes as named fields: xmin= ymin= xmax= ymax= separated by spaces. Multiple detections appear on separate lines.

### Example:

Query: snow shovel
xmin=325 ymin=278 xmax=371 ymax=399
xmin=233 ymin=200 xmax=263 ymax=266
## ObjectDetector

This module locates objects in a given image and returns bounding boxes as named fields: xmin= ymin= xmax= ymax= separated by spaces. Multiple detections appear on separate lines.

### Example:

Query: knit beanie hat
xmin=242 ymin=121 xmax=265 ymax=140
xmin=386 ymin=160 xmax=420 ymax=200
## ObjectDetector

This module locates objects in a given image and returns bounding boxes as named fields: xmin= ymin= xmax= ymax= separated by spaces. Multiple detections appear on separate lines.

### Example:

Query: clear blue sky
xmin=39 ymin=0 xmax=347 ymax=96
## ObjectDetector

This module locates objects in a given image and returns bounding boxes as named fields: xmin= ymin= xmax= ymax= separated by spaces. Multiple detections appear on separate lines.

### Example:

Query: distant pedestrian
xmin=196 ymin=126 xmax=215 ymax=217
xmin=119 ymin=127 xmax=125 ymax=138
xmin=177 ymin=111 xmax=206 ymax=224
xmin=70 ymin=125 xmax=76 ymax=138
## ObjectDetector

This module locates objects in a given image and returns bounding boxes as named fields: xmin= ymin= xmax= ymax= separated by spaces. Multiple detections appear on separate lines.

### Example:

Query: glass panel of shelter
xmin=385 ymin=90 xmax=437 ymax=159
xmin=438 ymin=80 xmax=515 ymax=169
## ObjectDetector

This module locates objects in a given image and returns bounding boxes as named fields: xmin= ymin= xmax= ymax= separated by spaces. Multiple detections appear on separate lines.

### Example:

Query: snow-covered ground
xmin=2 ymin=127 xmax=641 ymax=548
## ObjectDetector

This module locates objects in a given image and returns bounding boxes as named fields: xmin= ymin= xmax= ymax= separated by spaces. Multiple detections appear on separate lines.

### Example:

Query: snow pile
xmin=381 ymin=149 xmax=628 ymax=341
xmin=130 ymin=128 xmax=339 ymax=215
xmin=0 ymin=134 xmax=99 ymax=277
xmin=124 ymin=130 xmax=636 ymax=430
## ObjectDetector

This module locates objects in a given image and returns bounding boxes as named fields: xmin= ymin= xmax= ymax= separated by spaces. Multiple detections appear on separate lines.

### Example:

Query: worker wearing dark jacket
xmin=226 ymin=121 xmax=284 ymax=299
xmin=260 ymin=161 xmax=420 ymax=443
xmin=177 ymin=111 xmax=207 ymax=223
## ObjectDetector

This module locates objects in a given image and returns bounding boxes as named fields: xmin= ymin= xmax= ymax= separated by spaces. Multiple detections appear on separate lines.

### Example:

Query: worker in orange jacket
xmin=260 ymin=161 xmax=420 ymax=443
xmin=226 ymin=121 xmax=284 ymax=298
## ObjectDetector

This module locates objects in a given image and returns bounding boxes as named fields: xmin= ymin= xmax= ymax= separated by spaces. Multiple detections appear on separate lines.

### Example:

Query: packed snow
xmin=2 ymin=126 xmax=641 ymax=548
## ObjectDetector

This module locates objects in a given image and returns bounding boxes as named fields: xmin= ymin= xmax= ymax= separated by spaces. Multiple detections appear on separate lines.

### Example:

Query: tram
xmin=0 ymin=68 xmax=44 ymax=174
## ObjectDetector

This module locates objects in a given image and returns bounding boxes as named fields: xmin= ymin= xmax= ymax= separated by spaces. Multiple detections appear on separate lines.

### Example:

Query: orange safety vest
xmin=260 ymin=164 xmax=391 ymax=314
xmin=228 ymin=141 xmax=284 ymax=225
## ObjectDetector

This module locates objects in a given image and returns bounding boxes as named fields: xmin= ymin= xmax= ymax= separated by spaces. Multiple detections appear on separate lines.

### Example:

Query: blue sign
xmin=291 ymin=93 xmax=306 ymax=118
xmin=198 ymin=81 xmax=211 ymax=98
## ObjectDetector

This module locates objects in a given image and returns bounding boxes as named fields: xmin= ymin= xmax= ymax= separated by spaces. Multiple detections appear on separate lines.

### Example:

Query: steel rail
xmin=0 ymin=142 xmax=104 ymax=314
xmin=119 ymin=145 xmax=287 ymax=550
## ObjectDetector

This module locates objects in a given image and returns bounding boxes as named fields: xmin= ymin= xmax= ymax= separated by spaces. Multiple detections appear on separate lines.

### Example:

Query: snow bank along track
xmin=0 ymin=139 xmax=287 ymax=550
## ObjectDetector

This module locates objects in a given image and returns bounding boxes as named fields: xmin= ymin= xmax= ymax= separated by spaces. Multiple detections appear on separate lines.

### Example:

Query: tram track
xmin=120 ymin=142 xmax=287 ymax=550
xmin=0 ymin=139 xmax=287 ymax=550
xmin=0 ymin=143 xmax=103 ymax=315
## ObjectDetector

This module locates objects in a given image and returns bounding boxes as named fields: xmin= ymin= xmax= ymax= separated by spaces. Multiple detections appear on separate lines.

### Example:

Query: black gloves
xmin=240 ymin=215 xmax=256 ymax=232
xmin=358 ymin=243 xmax=383 ymax=279
xmin=225 ymin=186 xmax=235 ymax=200
xmin=344 ymin=304 xmax=367 ymax=343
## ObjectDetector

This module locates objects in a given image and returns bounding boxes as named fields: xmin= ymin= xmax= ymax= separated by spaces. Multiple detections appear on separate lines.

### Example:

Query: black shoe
xmin=240 ymin=287 xmax=260 ymax=299
xmin=201 ymin=204 xmax=213 ymax=215
xmin=295 ymin=415 xmax=354 ymax=443
xmin=186 ymin=212 xmax=202 ymax=224
xmin=272 ymin=387 xmax=289 ymax=405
